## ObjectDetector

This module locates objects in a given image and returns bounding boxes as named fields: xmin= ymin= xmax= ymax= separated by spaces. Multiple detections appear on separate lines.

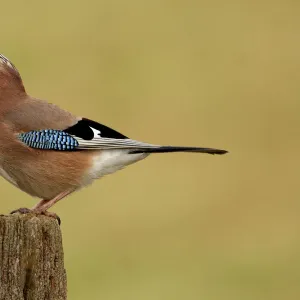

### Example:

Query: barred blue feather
xmin=18 ymin=129 xmax=79 ymax=151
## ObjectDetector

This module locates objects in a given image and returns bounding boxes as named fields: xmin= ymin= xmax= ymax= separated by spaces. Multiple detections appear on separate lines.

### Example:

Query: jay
xmin=0 ymin=54 xmax=227 ymax=221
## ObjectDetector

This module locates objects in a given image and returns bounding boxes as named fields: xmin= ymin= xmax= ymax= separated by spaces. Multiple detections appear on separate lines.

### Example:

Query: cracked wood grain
xmin=0 ymin=214 xmax=67 ymax=300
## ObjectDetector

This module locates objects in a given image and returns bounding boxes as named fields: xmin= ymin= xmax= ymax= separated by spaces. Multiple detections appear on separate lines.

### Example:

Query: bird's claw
xmin=10 ymin=207 xmax=32 ymax=214
xmin=41 ymin=211 xmax=61 ymax=225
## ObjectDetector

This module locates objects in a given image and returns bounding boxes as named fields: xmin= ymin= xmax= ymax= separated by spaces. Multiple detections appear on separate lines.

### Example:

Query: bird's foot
xmin=10 ymin=207 xmax=32 ymax=214
xmin=40 ymin=211 xmax=61 ymax=225
xmin=10 ymin=208 xmax=61 ymax=225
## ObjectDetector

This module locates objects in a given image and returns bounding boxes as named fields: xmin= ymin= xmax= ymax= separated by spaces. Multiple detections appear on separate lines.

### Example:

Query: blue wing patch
xmin=18 ymin=129 xmax=79 ymax=151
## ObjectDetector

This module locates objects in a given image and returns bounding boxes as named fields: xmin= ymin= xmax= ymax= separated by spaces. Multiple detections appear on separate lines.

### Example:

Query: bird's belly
xmin=83 ymin=150 xmax=148 ymax=184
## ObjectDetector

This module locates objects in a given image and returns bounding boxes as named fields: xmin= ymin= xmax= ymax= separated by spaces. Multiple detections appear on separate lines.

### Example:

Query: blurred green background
xmin=1 ymin=0 xmax=300 ymax=299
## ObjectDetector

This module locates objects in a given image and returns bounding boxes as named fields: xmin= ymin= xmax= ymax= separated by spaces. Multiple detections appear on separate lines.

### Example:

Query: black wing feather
xmin=64 ymin=118 xmax=128 ymax=140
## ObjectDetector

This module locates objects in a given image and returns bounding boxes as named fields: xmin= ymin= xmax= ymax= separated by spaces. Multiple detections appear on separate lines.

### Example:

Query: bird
xmin=0 ymin=53 xmax=227 ymax=222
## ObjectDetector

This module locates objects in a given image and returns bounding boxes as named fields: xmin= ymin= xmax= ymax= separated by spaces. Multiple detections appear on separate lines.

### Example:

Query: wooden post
xmin=0 ymin=214 xmax=67 ymax=300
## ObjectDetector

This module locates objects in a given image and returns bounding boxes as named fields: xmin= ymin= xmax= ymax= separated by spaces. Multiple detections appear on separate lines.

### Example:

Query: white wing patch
xmin=89 ymin=127 xmax=101 ymax=138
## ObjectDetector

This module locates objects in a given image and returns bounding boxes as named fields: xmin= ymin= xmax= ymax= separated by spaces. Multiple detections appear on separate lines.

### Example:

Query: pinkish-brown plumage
xmin=0 ymin=54 xmax=227 ymax=220
xmin=0 ymin=55 xmax=96 ymax=211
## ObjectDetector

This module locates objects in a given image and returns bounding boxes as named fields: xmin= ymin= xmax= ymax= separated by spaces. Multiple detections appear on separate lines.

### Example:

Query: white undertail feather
xmin=83 ymin=150 xmax=148 ymax=185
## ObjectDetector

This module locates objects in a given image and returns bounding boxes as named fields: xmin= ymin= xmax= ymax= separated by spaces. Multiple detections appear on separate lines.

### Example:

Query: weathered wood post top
xmin=0 ymin=214 xmax=67 ymax=300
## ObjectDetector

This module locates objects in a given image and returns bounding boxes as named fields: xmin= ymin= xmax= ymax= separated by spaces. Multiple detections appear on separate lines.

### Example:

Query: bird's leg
xmin=31 ymin=190 xmax=74 ymax=224
xmin=31 ymin=199 xmax=49 ymax=210
xmin=29 ymin=199 xmax=62 ymax=224
xmin=11 ymin=201 xmax=49 ymax=217
xmin=32 ymin=189 xmax=74 ymax=213
xmin=11 ymin=190 xmax=74 ymax=225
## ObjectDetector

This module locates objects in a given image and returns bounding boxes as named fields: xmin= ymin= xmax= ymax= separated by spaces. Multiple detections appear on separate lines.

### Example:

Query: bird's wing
xmin=64 ymin=118 xmax=160 ymax=149
xmin=18 ymin=117 xmax=159 ymax=151
xmin=18 ymin=118 xmax=227 ymax=154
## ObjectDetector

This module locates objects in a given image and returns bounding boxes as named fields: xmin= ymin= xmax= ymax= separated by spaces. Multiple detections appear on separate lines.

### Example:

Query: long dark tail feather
xmin=129 ymin=146 xmax=228 ymax=155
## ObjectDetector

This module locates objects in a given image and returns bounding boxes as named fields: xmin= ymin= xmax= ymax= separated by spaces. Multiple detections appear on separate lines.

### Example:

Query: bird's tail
xmin=129 ymin=146 xmax=227 ymax=155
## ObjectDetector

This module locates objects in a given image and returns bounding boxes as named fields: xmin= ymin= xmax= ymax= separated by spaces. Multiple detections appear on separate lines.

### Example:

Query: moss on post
xmin=0 ymin=214 xmax=67 ymax=300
